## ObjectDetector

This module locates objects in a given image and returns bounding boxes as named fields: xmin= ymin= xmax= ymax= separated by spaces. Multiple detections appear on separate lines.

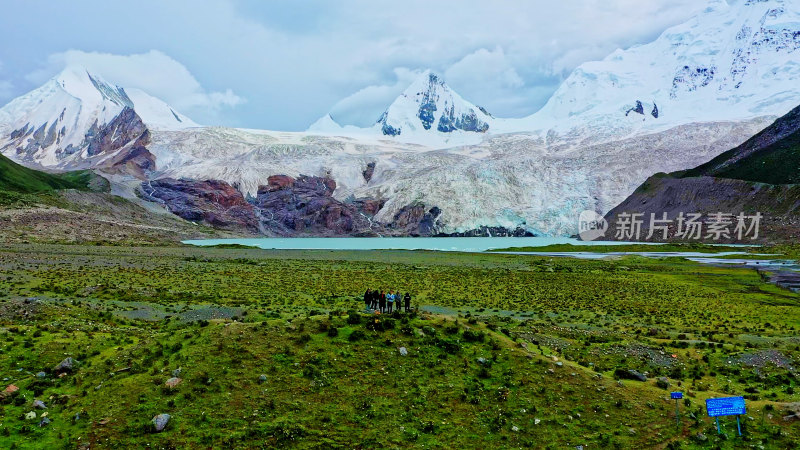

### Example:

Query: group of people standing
xmin=363 ymin=289 xmax=411 ymax=313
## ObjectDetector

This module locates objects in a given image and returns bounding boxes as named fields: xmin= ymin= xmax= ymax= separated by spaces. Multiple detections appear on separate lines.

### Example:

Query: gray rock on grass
xmin=152 ymin=413 xmax=171 ymax=432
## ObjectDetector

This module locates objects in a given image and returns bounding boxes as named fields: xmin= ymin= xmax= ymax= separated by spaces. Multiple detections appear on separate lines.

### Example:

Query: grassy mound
xmin=0 ymin=154 xmax=90 ymax=193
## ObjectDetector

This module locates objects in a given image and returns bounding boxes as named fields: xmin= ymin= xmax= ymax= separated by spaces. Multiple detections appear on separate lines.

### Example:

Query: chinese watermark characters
xmin=612 ymin=212 xmax=761 ymax=241
xmin=578 ymin=210 xmax=763 ymax=241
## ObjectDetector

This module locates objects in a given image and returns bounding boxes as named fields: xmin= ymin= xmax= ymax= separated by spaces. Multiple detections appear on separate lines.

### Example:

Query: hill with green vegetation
xmin=684 ymin=104 xmax=800 ymax=184
xmin=0 ymin=154 xmax=234 ymax=245
xmin=0 ymin=153 xmax=91 ymax=193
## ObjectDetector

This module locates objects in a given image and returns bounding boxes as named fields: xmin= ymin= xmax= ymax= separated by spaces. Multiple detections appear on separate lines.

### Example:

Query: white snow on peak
xmin=307 ymin=70 xmax=496 ymax=148
xmin=377 ymin=70 xmax=493 ymax=134
xmin=126 ymin=88 xmax=198 ymax=130
xmin=307 ymin=113 xmax=342 ymax=133
xmin=306 ymin=113 xmax=369 ymax=137
xmin=3 ymin=0 xmax=800 ymax=237
xmin=497 ymin=0 xmax=800 ymax=138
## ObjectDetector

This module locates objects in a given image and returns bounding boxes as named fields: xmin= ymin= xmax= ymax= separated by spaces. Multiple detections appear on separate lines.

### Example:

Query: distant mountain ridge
xmin=684 ymin=104 xmax=800 ymax=184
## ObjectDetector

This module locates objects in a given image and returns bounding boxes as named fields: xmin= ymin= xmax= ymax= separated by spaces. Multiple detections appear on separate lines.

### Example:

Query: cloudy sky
xmin=0 ymin=0 xmax=708 ymax=130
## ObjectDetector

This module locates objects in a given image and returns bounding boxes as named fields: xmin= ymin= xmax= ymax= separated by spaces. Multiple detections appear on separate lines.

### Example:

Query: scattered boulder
xmin=165 ymin=377 xmax=182 ymax=389
xmin=1 ymin=384 xmax=19 ymax=402
xmin=39 ymin=417 xmax=51 ymax=427
xmin=152 ymin=413 xmax=171 ymax=432
xmin=399 ymin=347 xmax=408 ymax=356
xmin=694 ymin=432 xmax=708 ymax=442
xmin=25 ymin=411 xmax=37 ymax=420
xmin=656 ymin=377 xmax=670 ymax=389
xmin=556 ymin=362 xmax=563 ymax=367
xmin=172 ymin=368 xmax=182 ymax=377
xmin=615 ymin=368 xmax=647 ymax=382
xmin=33 ymin=399 xmax=47 ymax=409
xmin=477 ymin=357 xmax=488 ymax=365
xmin=35 ymin=372 xmax=47 ymax=378
xmin=54 ymin=357 xmax=76 ymax=373
xmin=258 ymin=374 xmax=268 ymax=383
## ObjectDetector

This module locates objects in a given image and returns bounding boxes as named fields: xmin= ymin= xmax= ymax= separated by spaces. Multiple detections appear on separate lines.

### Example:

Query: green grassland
xmin=0 ymin=244 xmax=799 ymax=448
xmin=0 ymin=154 xmax=92 ymax=195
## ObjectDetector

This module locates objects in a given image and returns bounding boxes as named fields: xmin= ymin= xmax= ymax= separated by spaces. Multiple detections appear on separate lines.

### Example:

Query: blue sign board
xmin=706 ymin=396 xmax=746 ymax=417
xmin=671 ymin=392 xmax=683 ymax=400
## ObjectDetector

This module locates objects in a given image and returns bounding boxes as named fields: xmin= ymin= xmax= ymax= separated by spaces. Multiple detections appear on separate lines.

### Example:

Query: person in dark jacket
xmin=404 ymin=292 xmax=411 ymax=312
xmin=371 ymin=289 xmax=379 ymax=310
xmin=364 ymin=289 xmax=372 ymax=310
xmin=379 ymin=291 xmax=386 ymax=313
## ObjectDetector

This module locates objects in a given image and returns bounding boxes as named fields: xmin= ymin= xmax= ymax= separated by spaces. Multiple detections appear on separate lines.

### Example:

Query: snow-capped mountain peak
xmin=500 ymin=0 xmax=800 ymax=138
xmin=56 ymin=65 xmax=134 ymax=109
xmin=0 ymin=65 xmax=197 ymax=167
xmin=375 ymin=70 xmax=493 ymax=136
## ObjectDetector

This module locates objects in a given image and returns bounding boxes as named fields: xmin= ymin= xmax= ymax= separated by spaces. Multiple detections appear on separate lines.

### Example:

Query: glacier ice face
xmin=144 ymin=116 xmax=770 ymax=236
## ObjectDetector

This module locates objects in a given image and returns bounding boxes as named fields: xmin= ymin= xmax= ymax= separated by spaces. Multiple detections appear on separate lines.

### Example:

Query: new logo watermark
xmin=578 ymin=210 xmax=608 ymax=241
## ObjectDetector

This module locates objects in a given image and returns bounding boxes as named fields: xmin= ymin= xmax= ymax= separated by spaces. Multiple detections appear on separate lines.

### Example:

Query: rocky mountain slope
xmin=604 ymin=104 xmax=800 ymax=243
xmin=2 ymin=0 xmax=800 ymax=237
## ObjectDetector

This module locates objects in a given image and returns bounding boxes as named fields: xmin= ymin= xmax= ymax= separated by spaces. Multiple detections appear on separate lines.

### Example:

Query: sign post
xmin=671 ymin=392 xmax=683 ymax=427
xmin=706 ymin=396 xmax=746 ymax=436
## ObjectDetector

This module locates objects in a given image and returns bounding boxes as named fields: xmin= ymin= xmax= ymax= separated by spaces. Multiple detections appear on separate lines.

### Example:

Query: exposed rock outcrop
xmin=86 ymin=107 xmax=148 ymax=157
xmin=386 ymin=203 xmax=441 ymax=236
xmin=625 ymin=100 xmax=645 ymax=116
xmin=254 ymin=175 xmax=376 ymax=236
xmin=362 ymin=162 xmax=376 ymax=183
xmin=137 ymin=174 xmax=539 ymax=237
xmin=138 ymin=178 xmax=260 ymax=233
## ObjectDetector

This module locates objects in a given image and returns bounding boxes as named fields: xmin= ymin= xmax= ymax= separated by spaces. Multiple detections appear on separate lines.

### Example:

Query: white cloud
xmin=26 ymin=50 xmax=244 ymax=119
xmin=443 ymin=47 xmax=529 ymax=116
xmin=0 ymin=80 xmax=12 ymax=100
xmin=329 ymin=68 xmax=422 ymax=127
xmin=0 ymin=60 xmax=11 ymax=101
